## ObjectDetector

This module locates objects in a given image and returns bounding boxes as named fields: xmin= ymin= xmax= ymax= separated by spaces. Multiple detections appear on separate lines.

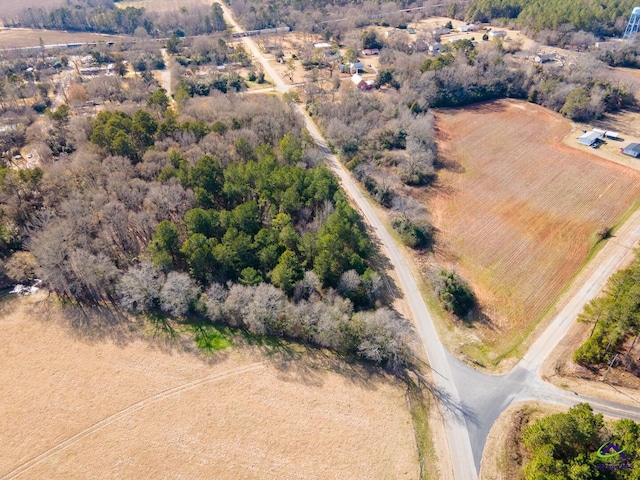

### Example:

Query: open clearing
xmin=421 ymin=99 xmax=640 ymax=365
xmin=1 ymin=294 xmax=418 ymax=480
xmin=0 ymin=28 xmax=119 ymax=49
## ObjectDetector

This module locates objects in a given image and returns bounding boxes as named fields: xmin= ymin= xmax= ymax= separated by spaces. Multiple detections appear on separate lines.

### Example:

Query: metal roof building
xmin=578 ymin=131 xmax=603 ymax=146
xmin=622 ymin=143 xmax=640 ymax=158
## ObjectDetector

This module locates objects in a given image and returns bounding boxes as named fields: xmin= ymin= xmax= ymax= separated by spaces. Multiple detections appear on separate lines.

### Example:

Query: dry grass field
xmin=0 ymin=28 xmax=118 ymax=49
xmin=0 ymin=0 xmax=67 ymax=19
xmin=0 ymin=294 xmax=419 ymax=480
xmin=422 ymin=99 xmax=640 ymax=364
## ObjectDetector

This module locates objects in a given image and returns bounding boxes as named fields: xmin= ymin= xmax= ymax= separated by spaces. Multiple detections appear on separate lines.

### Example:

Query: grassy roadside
xmin=406 ymin=380 xmax=438 ymax=480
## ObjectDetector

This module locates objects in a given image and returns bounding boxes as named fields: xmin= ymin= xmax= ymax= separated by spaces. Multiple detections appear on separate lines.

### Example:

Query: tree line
xmin=3 ymin=1 xmax=227 ymax=37
xmin=464 ymin=0 xmax=636 ymax=37
xmin=574 ymin=251 xmax=640 ymax=370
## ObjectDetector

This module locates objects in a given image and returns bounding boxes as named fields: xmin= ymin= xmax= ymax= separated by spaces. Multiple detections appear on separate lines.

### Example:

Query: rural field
xmin=1 ymin=294 xmax=419 ymax=480
xmin=0 ymin=28 xmax=119 ymax=49
xmin=421 ymin=99 xmax=640 ymax=365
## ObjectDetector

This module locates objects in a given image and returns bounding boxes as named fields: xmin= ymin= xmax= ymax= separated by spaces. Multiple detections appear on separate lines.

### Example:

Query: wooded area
xmin=0 ymin=52 xmax=413 ymax=368
xmin=574 ymin=251 xmax=640 ymax=373
xmin=465 ymin=0 xmax=635 ymax=37
xmin=2 ymin=0 xmax=227 ymax=37
xmin=522 ymin=403 xmax=640 ymax=479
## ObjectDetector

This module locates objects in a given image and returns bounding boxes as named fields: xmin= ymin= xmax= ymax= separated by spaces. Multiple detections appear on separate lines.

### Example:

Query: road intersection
xmin=218 ymin=6 xmax=640 ymax=477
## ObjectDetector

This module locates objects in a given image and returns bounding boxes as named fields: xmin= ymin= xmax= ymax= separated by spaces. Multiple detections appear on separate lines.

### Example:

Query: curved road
xmin=218 ymin=5 xmax=640 ymax=478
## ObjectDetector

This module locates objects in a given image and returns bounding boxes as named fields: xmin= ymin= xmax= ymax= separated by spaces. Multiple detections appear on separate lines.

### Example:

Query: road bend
xmin=217 ymin=4 xmax=640 ymax=478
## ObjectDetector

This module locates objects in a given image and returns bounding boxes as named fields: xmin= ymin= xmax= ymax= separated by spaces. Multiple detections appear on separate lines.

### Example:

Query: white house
xmin=428 ymin=42 xmax=442 ymax=54
xmin=488 ymin=30 xmax=507 ymax=38
xmin=457 ymin=24 xmax=477 ymax=32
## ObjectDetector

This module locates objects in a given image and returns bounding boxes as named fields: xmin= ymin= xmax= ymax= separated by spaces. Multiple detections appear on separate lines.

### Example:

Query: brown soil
xmin=1 ymin=293 xmax=419 ymax=480
xmin=417 ymin=99 xmax=640 ymax=363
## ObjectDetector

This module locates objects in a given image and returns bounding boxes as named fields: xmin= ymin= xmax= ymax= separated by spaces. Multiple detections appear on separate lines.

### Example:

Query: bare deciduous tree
xmin=117 ymin=261 xmax=165 ymax=312
xmin=159 ymin=271 xmax=201 ymax=316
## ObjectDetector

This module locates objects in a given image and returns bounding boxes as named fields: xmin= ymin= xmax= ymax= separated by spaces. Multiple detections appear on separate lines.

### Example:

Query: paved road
xmin=216 ymin=5 xmax=640 ymax=478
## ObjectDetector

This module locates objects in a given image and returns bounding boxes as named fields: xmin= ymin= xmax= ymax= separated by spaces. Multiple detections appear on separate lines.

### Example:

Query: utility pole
xmin=603 ymin=353 xmax=618 ymax=382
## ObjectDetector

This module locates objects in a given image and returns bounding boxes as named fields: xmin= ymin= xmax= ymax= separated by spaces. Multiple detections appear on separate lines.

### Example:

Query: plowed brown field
xmin=426 ymin=99 xmax=640 ymax=361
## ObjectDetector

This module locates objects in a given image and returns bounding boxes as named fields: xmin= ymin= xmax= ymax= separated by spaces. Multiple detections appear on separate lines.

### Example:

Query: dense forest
xmin=522 ymin=403 xmax=640 ymax=478
xmin=465 ymin=0 xmax=636 ymax=37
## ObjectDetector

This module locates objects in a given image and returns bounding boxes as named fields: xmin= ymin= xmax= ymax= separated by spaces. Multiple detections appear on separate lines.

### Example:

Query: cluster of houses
xmin=77 ymin=55 xmax=115 ymax=77
xmin=576 ymin=128 xmax=640 ymax=159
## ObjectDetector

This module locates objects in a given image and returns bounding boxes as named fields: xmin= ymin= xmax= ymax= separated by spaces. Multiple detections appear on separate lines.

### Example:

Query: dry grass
xmin=0 ymin=0 xmax=69 ymax=18
xmin=420 ymin=99 xmax=640 ymax=364
xmin=0 ymin=28 xmax=118 ymax=49
xmin=0 ymin=294 xmax=419 ymax=480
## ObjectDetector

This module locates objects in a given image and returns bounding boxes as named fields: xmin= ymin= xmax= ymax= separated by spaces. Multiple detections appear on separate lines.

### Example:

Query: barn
xmin=622 ymin=143 xmax=640 ymax=158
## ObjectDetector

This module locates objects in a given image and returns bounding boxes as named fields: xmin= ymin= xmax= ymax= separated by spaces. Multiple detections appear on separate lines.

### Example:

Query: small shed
xmin=622 ymin=143 xmax=640 ymax=158
xmin=429 ymin=42 xmax=442 ymax=53
xmin=578 ymin=131 xmax=603 ymax=146
xmin=534 ymin=53 xmax=555 ymax=63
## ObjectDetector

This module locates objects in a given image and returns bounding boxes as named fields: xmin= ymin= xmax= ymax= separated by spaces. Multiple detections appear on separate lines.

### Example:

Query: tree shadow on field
xmin=31 ymin=295 xmax=138 ymax=347
xmin=248 ymin=335 xmax=390 ymax=391
xmin=464 ymin=304 xmax=496 ymax=330
xmin=433 ymin=152 xmax=465 ymax=174
xmin=404 ymin=357 xmax=480 ymax=428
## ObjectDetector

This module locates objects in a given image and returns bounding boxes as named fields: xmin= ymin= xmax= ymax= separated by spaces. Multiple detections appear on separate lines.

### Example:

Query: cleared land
xmin=0 ymin=28 xmax=118 ymax=49
xmin=1 ymin=294 xmax=419 ymax=480
xmin=422 ymin=99 xmax=640 ymax=364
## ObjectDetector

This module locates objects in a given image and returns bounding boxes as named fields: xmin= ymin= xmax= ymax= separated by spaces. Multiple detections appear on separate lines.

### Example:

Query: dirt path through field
xmin=1 ymin=362 xmax=266 ymax=480
xmin=1 ymin=295 xmax=418 ymax=479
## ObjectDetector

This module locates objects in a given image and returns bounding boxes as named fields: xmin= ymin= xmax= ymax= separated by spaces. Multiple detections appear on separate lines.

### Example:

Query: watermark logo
xmin=597 ymin=442 xmax=628 ymax=460
xmin=596 ymin=442 xmax=634 ymax=471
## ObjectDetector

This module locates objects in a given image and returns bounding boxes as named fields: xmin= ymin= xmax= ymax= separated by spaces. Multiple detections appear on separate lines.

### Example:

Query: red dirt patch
xmin=425 ymin=99 xmax=640 ymax=356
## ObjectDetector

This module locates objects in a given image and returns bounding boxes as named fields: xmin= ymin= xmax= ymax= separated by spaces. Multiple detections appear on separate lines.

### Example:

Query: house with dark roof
xmin=621 ymin=143 xmax=640 ymax=158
